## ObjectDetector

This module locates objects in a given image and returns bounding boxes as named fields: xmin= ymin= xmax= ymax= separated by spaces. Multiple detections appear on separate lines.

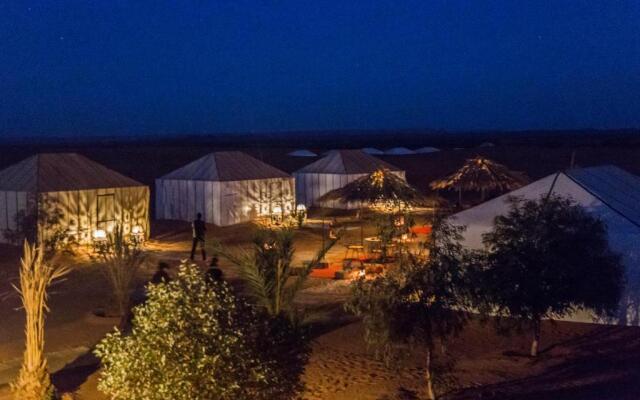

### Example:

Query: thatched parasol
xmin=319 ymin=169 xmax=427 ymax=210
xmin=430 ymin=156 xmax=528 ymax=203
xmin=318 ymin=169 xmax=431 ymax=245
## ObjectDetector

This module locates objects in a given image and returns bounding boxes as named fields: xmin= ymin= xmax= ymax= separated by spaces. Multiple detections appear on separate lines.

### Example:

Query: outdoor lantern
xmin=131 ymin=225 xmax=144 ymax=242
xmin=295 ymin=203 xmax=307 ymax=228
xmin=92 ymin=229 xmax=107 ymax=240
xmin=271 ymin=205 xmax=283 ymax=225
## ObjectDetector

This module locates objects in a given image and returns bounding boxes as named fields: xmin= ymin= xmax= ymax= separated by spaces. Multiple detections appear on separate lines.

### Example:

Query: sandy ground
xmin=1 ymin=217 xmax=639 ymax=399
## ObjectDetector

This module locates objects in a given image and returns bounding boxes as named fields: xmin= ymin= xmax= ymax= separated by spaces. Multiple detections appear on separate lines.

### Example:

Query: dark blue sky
xmin=1 ymin=1 xmax=639 ymax=137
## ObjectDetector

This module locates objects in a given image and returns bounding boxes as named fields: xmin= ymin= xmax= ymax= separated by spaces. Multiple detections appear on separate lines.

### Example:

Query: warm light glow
xmin=273 ymin=206 xmax=282 ymax=215
xmin=92 ymin=229 xmax=107 ymax=240
xmin=296 ymin=204 xmax=306 ymax=212
xmin=131 ymin=225 xmax=144 ymax=235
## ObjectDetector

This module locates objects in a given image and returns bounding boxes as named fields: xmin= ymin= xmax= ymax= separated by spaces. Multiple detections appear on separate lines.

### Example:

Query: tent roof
xmin=385 ymin=147 xmax=416 ymax=155
xmin=295 ymin=149 xmax=402 ymax=175
xmin=0 ymin=153 xmax=144 ymax=192
xmin=160 ymin=151 xmax=291 ymax=182
xmin=565 ymin=165 xmax=640 ymax=227
xmin=288 ymin=149 xmax=317 ymax=157
xmin=415 ymin=146 xmax=440 ymax=153
xmin=452 ymin=165 xmax=640 ymax=249
xmin=361 ymin=147 xmax=384 ymax=155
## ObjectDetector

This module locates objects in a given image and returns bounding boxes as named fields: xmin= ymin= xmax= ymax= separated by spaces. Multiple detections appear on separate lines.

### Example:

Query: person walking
xmin=190 ymin=213 xmax=207 ymax=261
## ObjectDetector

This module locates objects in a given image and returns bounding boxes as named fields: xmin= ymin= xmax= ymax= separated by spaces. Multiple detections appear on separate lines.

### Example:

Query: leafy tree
xmin=222 ymin=227 xmax=337 ymax=319
xmin=95 ymin=224 xmax=146 ymax=319
xmin=95 ymin=262 xmax=305 ymax=400
xmin=480 ymin=195 xmax=624 ymax=357
xmin=346 ymin=219 xmax=473 ymax=400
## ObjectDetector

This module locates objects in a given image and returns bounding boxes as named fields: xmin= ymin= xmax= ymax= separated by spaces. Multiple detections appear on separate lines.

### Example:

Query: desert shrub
xmin=94 ymin=224 xmax=146 ymax=318
xmin=95 ymin=262 xmax=307 ymax=400
xmin=4 ymin=196 xmax=75 ymax=253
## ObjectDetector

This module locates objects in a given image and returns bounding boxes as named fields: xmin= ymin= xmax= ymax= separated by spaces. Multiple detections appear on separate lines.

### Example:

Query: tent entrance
xmin=97 ymin=193 xmax=116 ymax=231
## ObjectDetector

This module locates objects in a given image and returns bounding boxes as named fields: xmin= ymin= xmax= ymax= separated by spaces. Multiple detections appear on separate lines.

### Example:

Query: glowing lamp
xmin=92 ymin=229 xmax=107 ymax=240
xmin=296 ymin=204 xmax=306 ymax=212
xmin=273 ymin=206 xmax=282 ymax=215
xmin=131 ymin=225 xmax=143 ymax=235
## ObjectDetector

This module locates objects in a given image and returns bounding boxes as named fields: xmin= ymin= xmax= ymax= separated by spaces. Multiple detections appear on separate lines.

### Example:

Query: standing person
xmin=151 ymin=262 xmax=171 ymax=284
xmin=190 ymin=213 xmax=207 ymax=261
xmin=205 ymin=257 xmax=224 ymax=284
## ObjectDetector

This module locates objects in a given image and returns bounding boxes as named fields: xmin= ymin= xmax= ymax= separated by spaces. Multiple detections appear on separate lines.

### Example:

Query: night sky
xmin=1 ymin=1 xmax=639 ymax=137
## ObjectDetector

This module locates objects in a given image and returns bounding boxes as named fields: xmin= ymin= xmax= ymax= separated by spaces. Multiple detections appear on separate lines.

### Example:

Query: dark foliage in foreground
xmin=346 ymin=219 xmax=476 ymax=400
xmin=478 ymin=195 xmax=624 ymax=357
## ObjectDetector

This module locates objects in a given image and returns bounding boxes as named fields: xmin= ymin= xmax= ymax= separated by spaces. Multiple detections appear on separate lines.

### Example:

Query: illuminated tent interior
xmin=156 ymin=151 xmax=295 ymax=226
xmin=0 ymin=153 xmax=150 ymax=244
xmin=294 ymin=149 xmax=405 ymax=209
xmin=452 ymin=165 xmax=640 ymax=326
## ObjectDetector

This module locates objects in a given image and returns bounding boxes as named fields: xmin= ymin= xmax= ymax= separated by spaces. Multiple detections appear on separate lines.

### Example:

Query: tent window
xmin=97 ymin=194 xmax=116 ymax=228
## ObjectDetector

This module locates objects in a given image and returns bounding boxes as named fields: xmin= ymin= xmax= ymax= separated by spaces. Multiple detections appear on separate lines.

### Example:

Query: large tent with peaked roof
xmin=288 ymin=149 xmax=317 ymax=157
xmin=415 ymin=146 xmax=440 ymax=154
xmin=0 ymin=153 xmax=149 ymax=244
xmin=293 ymin=149 xmax=405 ymax=209
xmin=385 ymin=147 xmax=416 ymax=155
xmin=452 ymin=165 xmax=640 ymax=326
xmin=156 ymin=151 xmax=295 ymax=226
xmin=361 ymin=147 xmax=384 ymax=155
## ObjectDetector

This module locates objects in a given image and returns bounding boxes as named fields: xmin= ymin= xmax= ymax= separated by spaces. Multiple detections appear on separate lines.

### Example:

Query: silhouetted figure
xmin=206 ymin=257 xmax=224 ymax=284
xmin=190 ymin=213 xmax=207 ymax=261
xmin=328 ymin=217 xmax=338 ymax=240
xmin=151 ymin=262 xmax=171 ymax=284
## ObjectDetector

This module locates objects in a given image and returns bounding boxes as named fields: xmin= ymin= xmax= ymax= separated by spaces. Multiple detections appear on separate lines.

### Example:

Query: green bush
xmin=95 ymin=262 xmax=306 ymax=400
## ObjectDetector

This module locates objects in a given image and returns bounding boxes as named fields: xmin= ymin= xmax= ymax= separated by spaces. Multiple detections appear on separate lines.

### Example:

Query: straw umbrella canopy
xmin=430 ymin=156 xmax=528 ymax=203
xmin=318 ymin=169 xmax=429 ymax=245
xmin=319 ymin=169 xmax=427 ymax=211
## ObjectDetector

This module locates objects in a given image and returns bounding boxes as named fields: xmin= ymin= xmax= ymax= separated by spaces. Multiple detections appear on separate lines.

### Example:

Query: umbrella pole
xmin=321 ymin=216 xmax=325 ymax=261
xmin=359 ymin=206 xmax=364 ymax=246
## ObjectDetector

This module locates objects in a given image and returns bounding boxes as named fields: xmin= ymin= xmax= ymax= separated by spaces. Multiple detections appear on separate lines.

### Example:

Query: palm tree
xmin=12 ymin=242 xmax=70 ymax=400
xmin=430 ymin=156 xmax=528 ymax=204
xmin=222 ymin=228 xmax=338 ymax=319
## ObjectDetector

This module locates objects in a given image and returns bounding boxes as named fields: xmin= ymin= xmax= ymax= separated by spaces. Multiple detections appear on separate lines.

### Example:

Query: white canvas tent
xmin=288 ymin=149 xmax=317 ymax=157
xmin=0 ymin=153 xmax=150 ymax=244
xmin=362 ymin=147 xmax=384 ymax=155
xmin=415 ymin=146 xmax=440 ymax=154
xmin=452 ymin=165 xmax=640 ymax=326
xmin=294 ymin=150 xmax=405 ymax=209
xmin=385 ymin=147 xmax=416 ymax=155
xmin=156 ymin=151 xmax=295 ymax=226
